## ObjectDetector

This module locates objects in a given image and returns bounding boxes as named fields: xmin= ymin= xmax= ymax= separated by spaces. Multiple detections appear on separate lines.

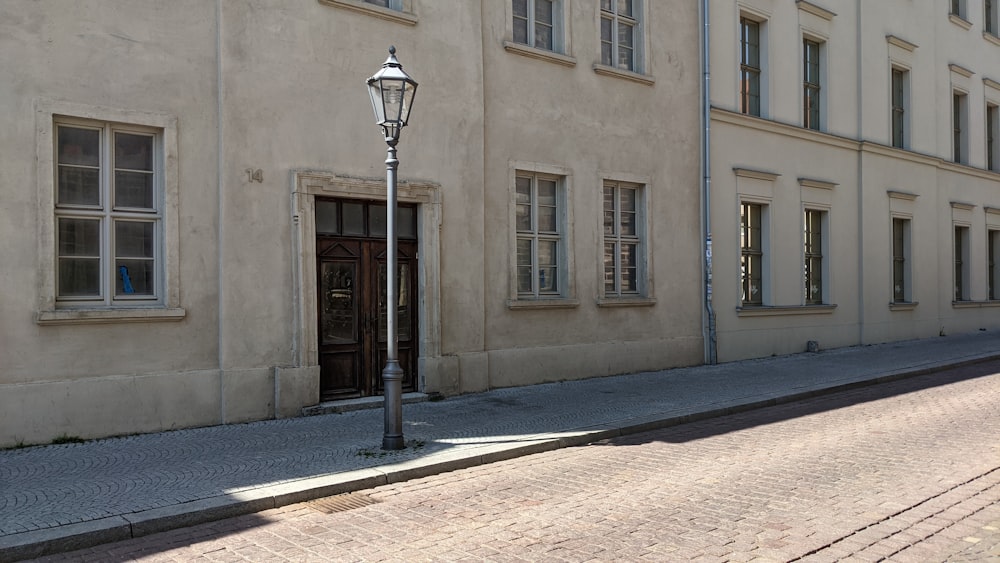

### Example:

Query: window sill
xmin=502 ymin=41 xmax=576 ymax=67
xmin=37 ymin=307 xmax=187 ymax=325
xmin=889 ymin=301 xmax=919 ymax=311
xmin=737 ymin=304 xmax=837 ymax=317
xmin=317 ymin=0 xmax=417 ymax=25
xmin=949 ymin=13 xmax=972 ymax=30
xmin=592 ymin=64 xmax=655 ymax=86
xmin=597 ymin=296 xmax=656 ymax=308
xmin=952 ymin=300 xmax=1000 ymax=309
xmin=507 ymin=298 xmax=580 ymax=310
xmin=984 ymin=31 xmax=1000 ymax=47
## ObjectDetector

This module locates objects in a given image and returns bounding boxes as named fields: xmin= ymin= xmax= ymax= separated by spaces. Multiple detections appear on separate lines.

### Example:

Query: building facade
xmin=709 ymin=0 xmax=1000 ymax=361
xmin=0 ymin=0 xmax=704 ymax=447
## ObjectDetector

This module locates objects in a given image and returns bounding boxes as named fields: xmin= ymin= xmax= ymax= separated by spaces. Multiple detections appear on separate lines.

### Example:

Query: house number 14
xmin=245 ymin=168 xmax=263 ymax=183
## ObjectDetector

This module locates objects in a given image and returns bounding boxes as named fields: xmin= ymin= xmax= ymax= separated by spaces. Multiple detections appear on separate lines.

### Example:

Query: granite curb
xmin=3 ymin=349 xmax=999 ymax=562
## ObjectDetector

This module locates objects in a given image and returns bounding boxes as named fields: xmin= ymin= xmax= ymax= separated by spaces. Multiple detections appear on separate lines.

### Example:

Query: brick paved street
xmin=34 ymin=361 xmax=1000 ymax=562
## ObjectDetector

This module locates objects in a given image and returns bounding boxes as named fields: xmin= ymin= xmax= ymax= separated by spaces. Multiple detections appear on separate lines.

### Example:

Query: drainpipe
xmin=701 ymin=0 xmax=717 ymax=364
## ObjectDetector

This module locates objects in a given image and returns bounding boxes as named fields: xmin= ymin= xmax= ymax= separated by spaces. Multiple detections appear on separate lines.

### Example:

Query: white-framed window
xmin=954 ymin=224 xmax=971 ymax=301
xmin=603 ymin=181 xmax=645 ymax=297
xmin=954 ymin=90 xmax=969 ymax=164
xmin=988 ymin=0 xmax=998 ymax=35
xmin=515 ymin=171 xmax=566 ymax=298
xmin=803 ymin=208 xmax=826 ymax=305
xmin=36 ymin=101 xmax=182 ymax=324
xmin=740 ymin=201 xmax=767 ymax=306
xmin=600 ymin=0 xmax=643 ymax=73
xmin=989 ymin=229 xmax=1000 ymax=299
xmin=802 ymin=37 xmax=823 ymax=130
xmin=988 ymin=102 xmax=999 ymax=171
xmin=951 ymin=0 xmax=967 ymax=19
xmin=891 ymin=66 xmax=909 ymax=149
xmin=512 ymin=0 xmax=563 ymax=52
xmin=892 ymin=216 xmax=912 ymax=303
xmin=739 ymin=15 xmax=764 ymax=117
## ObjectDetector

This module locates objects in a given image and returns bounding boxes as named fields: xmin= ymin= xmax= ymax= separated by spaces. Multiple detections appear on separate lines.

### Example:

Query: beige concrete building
xmin=0 ymin=0 xmax=704 ymax=447
xmin=709 ymin=0 xmax=1000 ymax=362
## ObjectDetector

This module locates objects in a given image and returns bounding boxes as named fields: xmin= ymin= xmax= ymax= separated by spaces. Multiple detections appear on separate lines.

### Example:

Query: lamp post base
xmin=382 ymin=359 xmax=404 ymax=450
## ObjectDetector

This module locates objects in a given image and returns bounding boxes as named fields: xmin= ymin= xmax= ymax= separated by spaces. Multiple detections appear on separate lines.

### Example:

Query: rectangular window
xmin=803 ymin=38 xmax=821 ymax=130
xmin=55 ymin=121 xmax=162 ymax=305
xmin=740 ymin=17 xmax=762 ymax=117
xmin=603 ymin=181 xmax=644 ymax=297
xmin=741 ymin=202 xmax=764 ymax=305
xmin=600 ymin=0 xmax=641 ymax=72
xmin=892 ymin=217 xmax=910 ymax=303
xmin=955 ymin=225 xmax=970 ymax=301
xmin=363 ymin=0 xmax=401 ymax=9
xmin=954 ymin=91 xmax=968 ymax=163
xmin=988 ymin=103 xmax=999 ymax=172
xmin=804 ymin=209 xmax=825 ymax=304
xmin=516 ymin=172 xmax=563 ymax=297
xmin=513 ymin=0 xmax=558 ymax=51
xmin=891 ymin=68 xmax=908 ymax=149
xmin=951 ymin=0 xmax=966 ymax=18
xmin=990 ymin=229 xmax=1000 ymax=300
xmin=988 ymin=0 xmax=998 ymax=35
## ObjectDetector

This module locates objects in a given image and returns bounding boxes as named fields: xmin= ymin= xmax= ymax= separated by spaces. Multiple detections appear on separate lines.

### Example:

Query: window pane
xmin=601 ymin=16 xmax=612 ymax=42
xmin=517 ymin=238 xmax=532 ymax=293
xmin=535 ymin=21 xmax=553 ymax=50
xmin=114 ymin=132 xmax=153 ymax=171
xmin=601 ymin=0 xmax=612 ymax=11
xmin=604 ymin=187 xmax=615 ymax=235
xmin=398 ymin=205 xmax=416 ymax=239
xmin=58 ymin=166 xmax=100 ymax=206
xmin=539 ymin=267 xmax=557 ymax=293
xmin=115 ymin=221 xmax=154 ymax=258
xmin=58 ymin=217 xmax=100 ymax=256
xmin=604 ymin=242 xmax=616 ymax=294
xmin=618 ymin=0 xmax=633 ymax=17
xmin=513 ymin=0 xmax=527 ymax=18
xmin=315 ymin=200 xmax=339 ymax=234
xmin=369 ymin=204 xmax=387 ymax=237
xmin=517 ymin=238 xmax=532 ymax=266
xmin=59 ymin=258 xmax=101 ymax=297
xmin=340 ymin=202 xmax=364 ymax=236
xmin=58 ymin=126 xmax=99 ymax=167
xmin=115 ymin=171 xmax=154 ymax=209
xmin=535 ymin=0 xmax=553 ymax=24
xmin=538 ymin=239 xmax=556 ymax=266
xmin=116 ymin=258 xmax=155 ymax=296
xmin=537 ymin=205 xmax=556 ymax=232
xmin=320 ymin=261 xmax=357 ymax=345
xmin=537 ymin=179 xmax=556 ymax=205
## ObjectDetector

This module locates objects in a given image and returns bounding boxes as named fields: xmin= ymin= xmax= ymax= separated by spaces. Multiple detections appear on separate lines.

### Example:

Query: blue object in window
xmin=120 ymin=266 xmax=135 ymax=294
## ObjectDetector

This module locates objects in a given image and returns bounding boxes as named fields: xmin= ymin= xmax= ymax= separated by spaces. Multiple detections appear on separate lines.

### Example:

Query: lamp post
xmin=366 ymin=46 xmax=418 ymax=451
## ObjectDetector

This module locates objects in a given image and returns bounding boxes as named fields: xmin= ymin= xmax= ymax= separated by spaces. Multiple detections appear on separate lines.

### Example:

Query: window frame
xmin=802 ymin=37 xmax=823 ymax=131
xmin=891 ymin=67 xmax=909 ymax=149
xmin=954 ymin=224 xmax=971 ymax=301
xmin=35 ymin=100 xmax=183 ymax=325
xmin=739 ymin=16 xmax=764 ymax=117
xmin=317 ymin=0 xmax=417 ymax=25
xmin=508 ymin=165 xmax=576 ymax=307
xmin=951 ymin=0 xmax=967 ymax=19
xmin=511 ymin=0 xmax=564 ymax=53
xmin=602 ymin=180 xmax=646 ymax=299
xmin=990 ymin=229 xmax=1000 ymax=300
xmin=599 ymin=0 xmax=643 ymax=74
xmin=988 ymin=102 xmax=999 ymax=172
xmin=891 ymin=216 xmax=912 ymax=304
xmin=740 ymin=201 xmax=767 ymax=306
xmin=954 ymin=90 xmax=969 ymax=164
xmin=803 ymin=208 xmax=826 ymax=305
xmin=988 ymin=0 xmax=998 ymax=35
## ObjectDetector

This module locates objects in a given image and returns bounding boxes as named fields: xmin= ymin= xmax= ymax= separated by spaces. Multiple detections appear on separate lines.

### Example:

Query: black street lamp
xmin=366 ymin=46 xmax=418 ymax=450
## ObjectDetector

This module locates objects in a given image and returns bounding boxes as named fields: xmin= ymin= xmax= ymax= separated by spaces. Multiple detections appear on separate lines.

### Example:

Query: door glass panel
xmin=343 ymin=202 xmax=365 ymax=236
xmin=369 ymin=205 xmax=387 ymax=237
xmin=315 ymin=200 xmax=339 ymax=234
xmin=398 ymin=206 xmax=416 ymax=239
xmin=321 ymin=261 xmax=357 ymax=344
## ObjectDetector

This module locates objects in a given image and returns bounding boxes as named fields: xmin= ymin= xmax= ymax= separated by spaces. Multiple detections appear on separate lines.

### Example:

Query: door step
xmin=302 ymin=392 xmax=430 ymax=416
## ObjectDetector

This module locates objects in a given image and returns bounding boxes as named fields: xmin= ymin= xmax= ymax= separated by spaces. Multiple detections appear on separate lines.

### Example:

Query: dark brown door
xmin=316 ymin=198 xmax=418 ymax=401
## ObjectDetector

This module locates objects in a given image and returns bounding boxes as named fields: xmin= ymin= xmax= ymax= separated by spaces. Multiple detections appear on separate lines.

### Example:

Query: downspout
xmin=701 ymin=0 xmax=717 ymax=364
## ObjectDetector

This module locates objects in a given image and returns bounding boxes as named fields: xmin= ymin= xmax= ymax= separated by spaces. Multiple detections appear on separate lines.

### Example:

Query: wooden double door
xmin=316 ymin=217 xmax=418 ymax=401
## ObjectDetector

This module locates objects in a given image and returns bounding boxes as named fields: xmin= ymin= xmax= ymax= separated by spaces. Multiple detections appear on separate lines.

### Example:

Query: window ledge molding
xmin=591 ymin=64 xmax=655 ymax=86
xmin=985 ymin=32 xmax=1000 ymax=47
xmin=317 ymin=0 xmax=417 ymax=25
xmin=507 ymin=298 xmax=580 ymax=310
xmin=952 ymin=300 xmax=1000 ymax=309
xmin=502 ymin=41 xmax=576 ymax=67
xmin=886 ymin=34 xmax=918 ymax=52
xmin=37 ymin=307 xmax=187 ymax=325
xmin=795 ymin=0 xmax=836 ymax=20
xmin=597 ymin=297 xmax=657 ymax=308
xmin=949 ymin=13 xmax=973 ymax=30
xmin=737 ymin=304 xmax=837 ymax=317
xmin=889 ymin=301 xmax=919 ymax=311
